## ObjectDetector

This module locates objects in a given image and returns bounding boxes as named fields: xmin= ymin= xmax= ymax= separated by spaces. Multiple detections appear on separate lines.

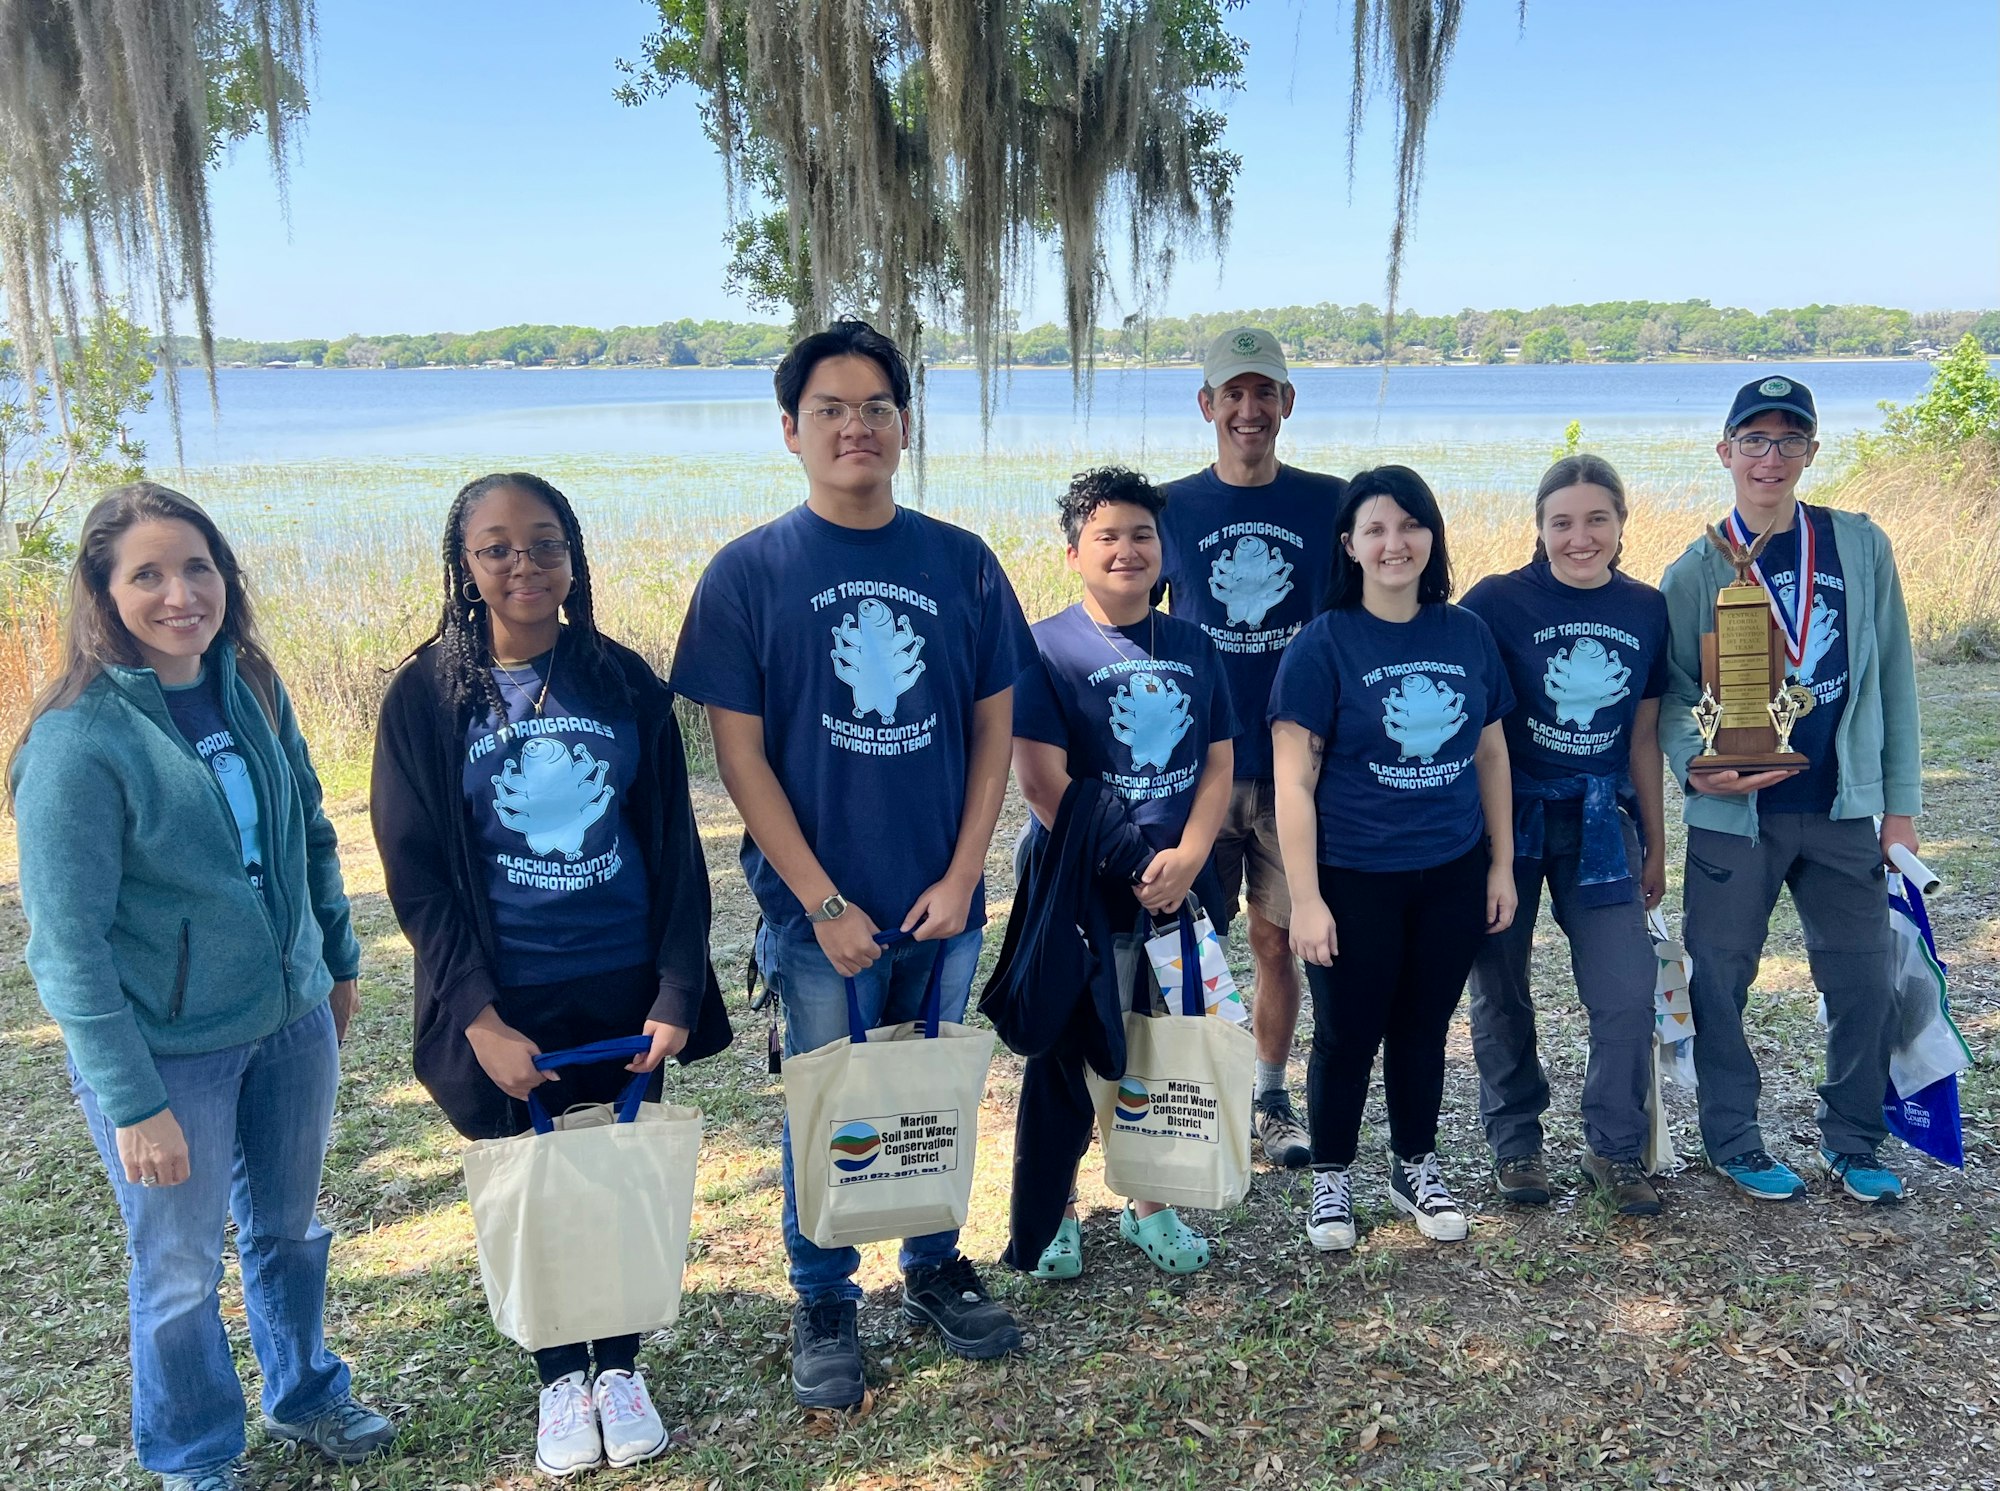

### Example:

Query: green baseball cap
xmin=1203 ymin=326 xmax=1289 ymax=389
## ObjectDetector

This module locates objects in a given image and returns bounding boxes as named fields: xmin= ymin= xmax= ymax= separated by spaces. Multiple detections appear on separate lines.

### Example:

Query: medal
xmin=1782 ymin=681 xmax=1815 ymax=718
xmin=1724 ymin=505 xmax=1817 ymax=675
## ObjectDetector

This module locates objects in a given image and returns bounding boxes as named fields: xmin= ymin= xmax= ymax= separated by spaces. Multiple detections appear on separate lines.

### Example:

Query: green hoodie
xmin=11 ymin=647 xmax=361 ymax=1126
xmin=1659 ymin=506 xmax=1923 ymax=839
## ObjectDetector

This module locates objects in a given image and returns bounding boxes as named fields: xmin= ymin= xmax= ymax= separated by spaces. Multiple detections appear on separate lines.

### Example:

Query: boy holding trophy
xmin=1660 ymin=375 xmax=1921 ymax=1205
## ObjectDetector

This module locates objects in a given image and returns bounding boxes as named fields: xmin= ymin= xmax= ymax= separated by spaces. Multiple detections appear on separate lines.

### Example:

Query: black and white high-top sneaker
xmin=1389 ymin=1151 xmax=1468 ymax=1241
xmin=1306 ymin=1165 xmax=1357 ymax=1251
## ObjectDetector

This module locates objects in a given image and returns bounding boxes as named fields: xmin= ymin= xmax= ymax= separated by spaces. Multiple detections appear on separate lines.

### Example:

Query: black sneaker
xmin=1495 ymin=1151 xmax=1551 ymax=1206
xmin=790 ymin=1296 xmax=865 ymax=1409
xmin=902 ymin=1256 xmax=1024 ymax=1360
xmin=1388 ymin=1151 xmax=1469 ymax=1242
xmin=1582 ymin=1152 xmax=1663 ymax=1216
xmin=1253 ymin=1090 xmax=1313 ymax=1169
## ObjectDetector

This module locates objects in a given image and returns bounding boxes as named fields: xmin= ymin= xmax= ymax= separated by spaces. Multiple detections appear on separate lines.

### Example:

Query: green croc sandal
xmin=1119 ymin=1204 xmax=1210 ymax=1274
xmin=1031 ymin=1215 xmax=1083 ymax=1279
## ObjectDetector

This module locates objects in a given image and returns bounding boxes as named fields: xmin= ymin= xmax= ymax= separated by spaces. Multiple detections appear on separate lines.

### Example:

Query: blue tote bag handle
xmin=1133 ymin=900 xmax=1205 ymax=1019
xmin=840 ymin=930 xmax=946 ymax=1046
xmin=527 ymin=1035 xmax=655 ymax=1135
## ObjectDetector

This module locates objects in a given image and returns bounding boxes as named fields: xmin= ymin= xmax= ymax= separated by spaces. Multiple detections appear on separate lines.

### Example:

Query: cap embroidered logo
xmin=1759 ymin=377 xmax=1793 ymax=397
xmin=1234 ymin=332 xmax=1260 ymax=353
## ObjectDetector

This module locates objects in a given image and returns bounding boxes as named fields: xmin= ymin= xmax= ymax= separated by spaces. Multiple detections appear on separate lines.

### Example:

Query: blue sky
xmin=200 ymin=0 xmax=1999 ymax=339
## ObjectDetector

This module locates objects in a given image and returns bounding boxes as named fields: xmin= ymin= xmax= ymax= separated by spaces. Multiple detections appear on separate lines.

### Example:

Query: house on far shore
xmin=1906 ymin=343 xmax=1942 ymax=361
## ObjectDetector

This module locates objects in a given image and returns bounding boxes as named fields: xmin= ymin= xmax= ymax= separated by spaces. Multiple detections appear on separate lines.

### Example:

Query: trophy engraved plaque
xmin=1689 ymin=524 xmax=1808 ymax=777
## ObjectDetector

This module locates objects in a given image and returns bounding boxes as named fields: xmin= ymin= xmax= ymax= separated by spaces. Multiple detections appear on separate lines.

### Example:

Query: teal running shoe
xmin=1716 ymin=1148 xmax=1807 ymax=1201
xmin=1819 ymin=1148 xmax=1904 ymax=1205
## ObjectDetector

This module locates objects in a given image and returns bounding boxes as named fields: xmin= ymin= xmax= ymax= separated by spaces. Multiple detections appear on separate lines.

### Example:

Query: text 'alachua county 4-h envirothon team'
xmin=10 ymin=321 xmax=1931 ymax=1483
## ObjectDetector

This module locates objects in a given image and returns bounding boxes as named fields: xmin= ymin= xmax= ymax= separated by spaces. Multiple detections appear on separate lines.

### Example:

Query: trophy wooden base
xmin=1687 ymin=751 xmax=1807 ymax=777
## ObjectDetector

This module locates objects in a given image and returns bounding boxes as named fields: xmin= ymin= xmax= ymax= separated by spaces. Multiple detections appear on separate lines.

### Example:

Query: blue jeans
xmin=72 ymin=1002 xmax=350 ymax=1475
xmin=760 ymin=923 xmax=983 ymax=1302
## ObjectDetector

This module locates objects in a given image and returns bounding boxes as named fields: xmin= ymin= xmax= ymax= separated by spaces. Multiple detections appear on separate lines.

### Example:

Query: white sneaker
xmin=1389 ymin=1151 xmax=1468 ymax=1242
xmin=593 ymin=1368 xmax=669 ymax=1468
xmin=535 ymin=1370 xmax=602 ymax=1477
xmin=1307 ymin=1166 xmax=1357 ymax=1251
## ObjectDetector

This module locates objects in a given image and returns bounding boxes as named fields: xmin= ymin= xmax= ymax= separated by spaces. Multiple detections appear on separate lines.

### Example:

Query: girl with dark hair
xmin=371 ymin=473 xmax=731 ymax=1477
xmin=11 ymin=484 xmax=391 ymax=1491
xmin=1461 ymin=455 xmax=1671 ymax=1216
xmin=1267 ymin=466 xmax=1517 ymax=1253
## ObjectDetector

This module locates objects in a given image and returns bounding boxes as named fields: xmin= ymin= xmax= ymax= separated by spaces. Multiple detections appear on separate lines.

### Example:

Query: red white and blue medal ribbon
xmin=1725 ymin=505 xmax=1816 ymax=676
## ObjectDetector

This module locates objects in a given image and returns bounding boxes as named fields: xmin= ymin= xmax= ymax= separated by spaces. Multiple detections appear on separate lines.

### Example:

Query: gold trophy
xmin=1688 ymin=525 xmax=1808 ymax=777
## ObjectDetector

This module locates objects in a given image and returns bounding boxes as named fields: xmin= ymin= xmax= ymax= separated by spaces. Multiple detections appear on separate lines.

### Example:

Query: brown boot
xmin=1582 ymin=1153 xmax=1662 ymax=1216
xmin=1494 ymin=1152 xmax=1550 ymax=1205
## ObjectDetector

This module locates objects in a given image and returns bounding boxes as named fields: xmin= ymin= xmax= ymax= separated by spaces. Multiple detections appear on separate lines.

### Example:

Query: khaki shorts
xmin=1211 ymin=778 xmax=1290 ymax=929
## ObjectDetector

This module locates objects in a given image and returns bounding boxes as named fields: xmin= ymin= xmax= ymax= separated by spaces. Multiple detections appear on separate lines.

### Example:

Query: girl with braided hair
xmin=371 ymin=473 xmax=732 ymax=1476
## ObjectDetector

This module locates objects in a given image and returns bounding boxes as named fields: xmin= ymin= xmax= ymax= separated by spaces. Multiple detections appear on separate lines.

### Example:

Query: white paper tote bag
xmin=784 ymin=933 xmax=997 ymax=1249
xmin=462 ymin=1036 xmax=703 ymax=1352
xmin=1090 ymin=907 xmax=1255 ymax=1210
xmin=1144 ymin=897 xmax=1249 ymax=1024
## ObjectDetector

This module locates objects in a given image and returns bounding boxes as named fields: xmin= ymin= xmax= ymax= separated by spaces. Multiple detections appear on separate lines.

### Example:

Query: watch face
xmin=821 ymin=894 xmax=846 ymax=920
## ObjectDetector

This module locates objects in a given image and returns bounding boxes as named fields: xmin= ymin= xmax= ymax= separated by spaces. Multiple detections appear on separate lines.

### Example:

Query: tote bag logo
xmin=825 ymin=1110 xmax=962 ymax=1187
xmin=1114 ymin=1079 xmax=1151 ymax=1123
xmin=829 ymin=1122 xmax=881 ymax=1173
xmin=1109 ymin=1075 xmax=1221 ymax=1144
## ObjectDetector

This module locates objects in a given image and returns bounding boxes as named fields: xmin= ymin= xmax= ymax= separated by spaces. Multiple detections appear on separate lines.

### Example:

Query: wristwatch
xmin=807 ymin=892 xmax=848 ymax=924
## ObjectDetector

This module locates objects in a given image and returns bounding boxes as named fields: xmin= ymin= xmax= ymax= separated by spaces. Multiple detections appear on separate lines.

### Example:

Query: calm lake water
xmin=145 ymin=359 xmax=1939 ymax=464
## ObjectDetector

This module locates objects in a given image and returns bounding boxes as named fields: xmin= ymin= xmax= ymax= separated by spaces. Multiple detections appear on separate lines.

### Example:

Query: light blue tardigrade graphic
xmin=1207 ymin=536 xmax=1294 ymax=627
xmin=491 ymin=738 xmax=614 ymax=861
xmin=1778 ymin=583 xmax=1840 ymax=682
xmin=1542 ymin=637 xmax=1632 ymax=727
xmin=1108 ymin=671 xmax=1193 ymax=773
xmin=1381 ymin=674 xmax=1469 ymax=763
xmin=210 ymin=752 xmax=264 ymax=870
xmin=830 ymin=597 xmax=927 ymax=723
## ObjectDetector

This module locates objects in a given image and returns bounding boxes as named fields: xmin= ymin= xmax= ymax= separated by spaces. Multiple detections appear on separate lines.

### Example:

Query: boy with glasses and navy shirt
xmin=1155 ymin=327 xmax=1347 ymax=1170
xmin=1660 ymin=375 xmax=1922 ymax=1206
xmin=671 ymin=321 xmax=1033 ymax=1409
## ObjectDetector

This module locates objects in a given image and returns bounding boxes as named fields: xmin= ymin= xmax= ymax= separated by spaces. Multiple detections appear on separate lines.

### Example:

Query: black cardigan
xmin=372 ymin=631 xmax=732 ymax=1139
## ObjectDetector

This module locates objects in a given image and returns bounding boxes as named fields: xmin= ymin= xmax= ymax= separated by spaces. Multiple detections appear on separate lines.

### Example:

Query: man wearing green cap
xmin=1155 ymin=327 xmax=1346 ymax=1169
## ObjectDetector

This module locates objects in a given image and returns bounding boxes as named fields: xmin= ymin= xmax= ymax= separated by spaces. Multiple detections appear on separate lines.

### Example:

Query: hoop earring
xmin=461 ymin=579 xmax=482 ymax=604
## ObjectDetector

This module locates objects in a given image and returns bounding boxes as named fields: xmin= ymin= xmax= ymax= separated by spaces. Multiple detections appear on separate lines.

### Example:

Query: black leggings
xmin=1304 ymin=844 xmax=1489 ymax=1166
xmin=533 ymin=1336 xmax=640 ymax=1386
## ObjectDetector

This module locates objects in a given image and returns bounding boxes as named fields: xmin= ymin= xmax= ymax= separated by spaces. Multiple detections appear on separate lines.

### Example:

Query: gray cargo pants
xmin=1468 ymin=803 xmax=1656 ymax=1163
xmin=1682 ymin=814 xmax=1895 ymax=1161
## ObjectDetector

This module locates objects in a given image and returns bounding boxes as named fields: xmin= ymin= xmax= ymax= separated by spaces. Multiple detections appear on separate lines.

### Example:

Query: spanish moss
xmin=0 ymin=0 xmax=312 ymax=444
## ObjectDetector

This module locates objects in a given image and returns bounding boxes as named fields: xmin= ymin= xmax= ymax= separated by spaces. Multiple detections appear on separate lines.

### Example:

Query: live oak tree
xmin=621 ymin=1 xmax=1470 ymax=407
xmin=0 ymin=0 xmax=311 ymax=442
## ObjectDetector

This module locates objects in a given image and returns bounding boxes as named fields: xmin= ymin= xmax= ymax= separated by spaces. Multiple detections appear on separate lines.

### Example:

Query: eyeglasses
xmin=466 ymin=539 xmax=571 ymax=573
xmin=803 ymin=400 xmax=901 ymax=431
xmin=1731 ymin=433 xmax=1813 ymax=459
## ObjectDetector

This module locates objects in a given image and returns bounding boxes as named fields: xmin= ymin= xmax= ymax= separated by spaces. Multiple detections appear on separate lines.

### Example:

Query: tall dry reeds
xmin=0 ymin=445 xmax=1991 ymax=784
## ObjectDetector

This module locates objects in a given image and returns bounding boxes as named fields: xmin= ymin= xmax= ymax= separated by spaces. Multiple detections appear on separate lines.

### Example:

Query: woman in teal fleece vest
xmin=9 ymin=485 xmax=392 ymax=1491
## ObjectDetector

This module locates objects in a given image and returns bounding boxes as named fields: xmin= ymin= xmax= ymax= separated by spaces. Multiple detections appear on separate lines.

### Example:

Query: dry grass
xmin=0 ymin=447 xmax=1992 ymax=779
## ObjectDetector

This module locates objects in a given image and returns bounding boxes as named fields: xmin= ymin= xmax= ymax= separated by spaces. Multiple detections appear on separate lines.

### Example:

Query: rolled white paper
xmin=1888 ymin=842 xmax=1940 ymax=894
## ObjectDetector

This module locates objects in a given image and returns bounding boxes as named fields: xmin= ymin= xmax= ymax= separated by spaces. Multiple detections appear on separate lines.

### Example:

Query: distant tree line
xmin=185 ymin=301 xmax=2000 ymax=371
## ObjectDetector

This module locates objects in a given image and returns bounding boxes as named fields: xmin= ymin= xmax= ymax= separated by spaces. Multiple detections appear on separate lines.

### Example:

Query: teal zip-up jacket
xmin=1659 ymin=505 xmax=1923 ymax=839
xmin=11 ymin=646 xmax=361 ymax=1127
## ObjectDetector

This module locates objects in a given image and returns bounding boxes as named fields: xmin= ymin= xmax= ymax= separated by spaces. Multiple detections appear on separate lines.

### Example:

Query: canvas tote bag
xmin=462 ymin=1036 xmax=703 ymax=1351
xmin=785 ymin=933 xmax=997 ymax=1248
xmin=1089 ymin=906 xmax=1255 ymax=1210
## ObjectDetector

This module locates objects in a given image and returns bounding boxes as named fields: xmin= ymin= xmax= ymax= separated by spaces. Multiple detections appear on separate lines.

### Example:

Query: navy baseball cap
xmin=1724 ymin=375 xmax=1817 ymax=435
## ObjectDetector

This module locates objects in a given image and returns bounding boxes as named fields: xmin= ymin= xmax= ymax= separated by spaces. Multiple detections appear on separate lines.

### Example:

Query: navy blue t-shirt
xmin=1268 ymin=603 xmax=1514 ymax=872
xmin=1753 ymin=504 xmax=1848 ymax=815
xmin=163 ymin=669 xmax=269 ymax=897
xmin=1460 ymin=561 xmax=1669 ymax=784
xmin=1013 ymin=604 xmax=1239 ymax=850
xmin=462 ymin=652 xmax=653 ymax=987
xmin=1157 ymin=463 xmax=1345 ymax=781
xmin=670 ymin=504 xmax=1033 ymax=937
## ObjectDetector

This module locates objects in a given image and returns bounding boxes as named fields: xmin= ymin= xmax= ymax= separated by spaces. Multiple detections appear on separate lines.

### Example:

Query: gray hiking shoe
xmin=1495 ymin=1151 xmax=1551 ymax=1205
xmin=261 ymin=1394 xmax=395 ymax=1463
xmin=162 ymin=1463 xmax=247 ymax=1491
xmin=1583 ymin=1153 xmax=1663 ymax=1216
xmin=1253 ymin=1090 xmax=1313 ymax=1169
